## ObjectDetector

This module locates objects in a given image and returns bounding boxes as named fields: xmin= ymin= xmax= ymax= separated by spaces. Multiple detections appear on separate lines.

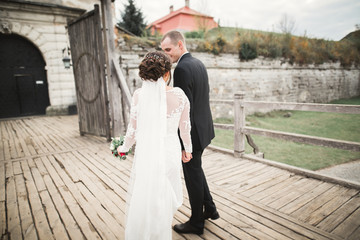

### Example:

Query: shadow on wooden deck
xmin=1 ymin=115 xmax=359 ymax=239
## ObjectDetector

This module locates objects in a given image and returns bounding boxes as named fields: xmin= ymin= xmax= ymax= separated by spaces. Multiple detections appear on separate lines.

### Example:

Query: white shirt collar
xmin=177 ymin=51 xmax=189 ymax=64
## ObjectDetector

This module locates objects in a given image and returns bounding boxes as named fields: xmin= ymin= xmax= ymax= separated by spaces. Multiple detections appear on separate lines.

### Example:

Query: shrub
xmin=239 ymin=42 xmax=257 ymax=60
xmin=185 ymin=31 xmax=204 ymax=39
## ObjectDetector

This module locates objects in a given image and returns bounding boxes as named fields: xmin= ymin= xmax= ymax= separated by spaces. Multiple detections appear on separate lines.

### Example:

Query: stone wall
xmin=0 ymin=1 xmax=88 ymax=115
xmin=0 ymin=1 xmax=106 ymax=115
xmin=117 ymin=51 xmax=360 ymax=119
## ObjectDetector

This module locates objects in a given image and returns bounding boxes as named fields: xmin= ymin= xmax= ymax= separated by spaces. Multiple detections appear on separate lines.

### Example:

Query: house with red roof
xmin=147 ymin=0 xmax=218 ymax=35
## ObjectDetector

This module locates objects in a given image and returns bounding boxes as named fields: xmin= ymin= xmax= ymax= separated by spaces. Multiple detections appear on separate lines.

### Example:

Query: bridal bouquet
xmin=110 ymin=136 xmax=131 ymax=160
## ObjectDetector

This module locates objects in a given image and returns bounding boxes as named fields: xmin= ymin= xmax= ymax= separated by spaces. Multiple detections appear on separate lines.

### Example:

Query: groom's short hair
xmin=161 ymin=30 xmax=186 ymax=46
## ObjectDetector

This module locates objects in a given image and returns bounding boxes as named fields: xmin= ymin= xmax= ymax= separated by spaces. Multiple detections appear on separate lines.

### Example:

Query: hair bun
xmin=139 ymin=51 xmax=172 ymax=81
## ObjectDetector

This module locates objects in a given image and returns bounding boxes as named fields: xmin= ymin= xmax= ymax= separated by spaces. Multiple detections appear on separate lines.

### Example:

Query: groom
xmin=161 ymin=30 xmax=219 ymax=235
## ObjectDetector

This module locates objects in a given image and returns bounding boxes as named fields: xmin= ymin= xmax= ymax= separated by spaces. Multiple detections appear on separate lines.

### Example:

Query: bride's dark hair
xmin=139 ymin=51 xmax=172 ymax=85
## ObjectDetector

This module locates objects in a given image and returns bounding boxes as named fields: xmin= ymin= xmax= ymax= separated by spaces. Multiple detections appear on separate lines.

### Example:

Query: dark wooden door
xmin=0 ymin=34 xmax=50 ymax=118
xmin=67 ymin=5 xmax=110 ymax=140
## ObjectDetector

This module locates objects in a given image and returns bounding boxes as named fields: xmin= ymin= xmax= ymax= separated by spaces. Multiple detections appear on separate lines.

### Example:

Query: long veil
xmin=125 ymin=79 xmax=172 ymax=239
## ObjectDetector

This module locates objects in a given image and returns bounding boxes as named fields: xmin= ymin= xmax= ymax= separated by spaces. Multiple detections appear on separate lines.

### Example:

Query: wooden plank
xmin=76 ymin=183 xmax=124 ymax=237
xmin=317 ymin=195 xmax=360 ymax=232
xmin=279 ymin=181 xmax=334 ymax=214
xmin=12 ymin=161 xmax=22 ymax=175
xmin=48 ymin=153 xmax=119 ymax=239
xmin=47 ymin=134 xmax=67 ymax=152
xmin=253 ymin=176 xmax=303 ymax=202
xmin=0 ymin=137 xmax=4 ymax=162
xmin=5 ymin=122 xmax=20 ymax=159
xmin=18 ymin=118 xmax=37 ymax=137
xmin=3 ymin=140 xmax=11 ymax=161
xmin=6 ymin=163 xmax=22 ymax=240
xmin=25 ymin=119 xmax=56 ymax=153
xmin=307 ymin=188 xmax=359 ymax=226
xmin=208 ymin=193 xmax=294 ymax=240
xmin=210 ymin=99 xmax=234 ymax=105
xmin=214 ymin=163 xmax=268 ymax=186
xmin=0 ymin=201 xmax=6 ymax=237
xmin=24 ymin=136 xmax=37 ymax=156
xmin=37 ymin=135 xmax=55 ymax=154
xmin=244 ymin=101 xmax=360 ymax=114
xmin=0 ymin=163 xmax=5 ymax=202
xmin=28 ymin=158 xmax=69 ymax=239
xmin=229 ymin=167 xmax=284 ymax=192
xmin=260 ymin=178 xmax=321 ymax=206
xmin=63 ymin=152 xmax=126 ymax=219
xmin=29 ymin=158 xmax=47 ymax=192
xmin=266 ymin=178 xmax=326 ymax=210
xmin=68 ymin=5 xmax=110 ymax=139
xmin=240 ymin=173 xmax=294 ymax=198
xmin=234 ymin=92 xmax=245 ymax=157
xmin=213 ymin=123 xmax=234 ymax=130
xmin=210 ymin=184 xmax=342 ymax=240
xmin=73 ymin=150 xmax=128 ymax=197
xmin=0 ymin=121 xmax=11 ymax=160
xmin=15 ymin=174 xmax=37 ymax=239
xmin=348 ymin=225 xmax=360 ymax=240
xmin=10 ymin=121 xmax=27 ymax=158
xmin=39 ymin=156 xmax=95 ymax=239
xmin=291 ymin=185 xmax=347 ymax=222
xmin=39 ymin=190 xmax=70 ymax=240
xmin=243 ymin=126 xmax=360 ymax=151
xmin=11 ymin=120 xmax=34 ymax=157
xmin=332 ymin=207 xmax=360 ymax=239
xmin=209 ymin=161 xmax=256 ymax=182
xmin=42 ymin=156 xmax=65 ymax=188
xmin=21 ymin=160 xmax=54 ymax=240
xmin=54 ymin=153 xmax=81 ymax=183
xmin=179 ymin=187 xmax=276 ymax=240
xmin=225 ymin=164 xmax=279 ymax=187
xmin=206 ymin=160 xmax=249 ymax=178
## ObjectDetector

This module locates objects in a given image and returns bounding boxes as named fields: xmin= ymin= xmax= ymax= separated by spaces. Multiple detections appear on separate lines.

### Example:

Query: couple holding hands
xmin=118 ymin=30 xmax=219 ymax=239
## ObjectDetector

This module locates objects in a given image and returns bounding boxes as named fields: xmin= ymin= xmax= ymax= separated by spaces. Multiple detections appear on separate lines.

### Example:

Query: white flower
xmin=110 ymin=143 xmax=115 ymax=151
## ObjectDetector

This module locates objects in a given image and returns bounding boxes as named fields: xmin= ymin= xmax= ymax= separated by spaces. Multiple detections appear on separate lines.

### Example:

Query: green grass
xmin=212 ymin=96 xmax=360 ymax=170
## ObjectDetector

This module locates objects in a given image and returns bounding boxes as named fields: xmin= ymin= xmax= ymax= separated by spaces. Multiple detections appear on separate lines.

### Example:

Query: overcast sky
xmin=115 ymin=0 xmax=360 ymax=41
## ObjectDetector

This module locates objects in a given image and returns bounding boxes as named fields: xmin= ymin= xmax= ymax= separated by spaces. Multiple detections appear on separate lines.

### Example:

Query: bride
xmin=117 ymin=51 xmax=192 ymax=239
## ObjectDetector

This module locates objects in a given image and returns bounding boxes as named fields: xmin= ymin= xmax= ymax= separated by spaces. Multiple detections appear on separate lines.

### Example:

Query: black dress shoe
xmin=173 ymin=222 xmax=203 ymax=235
xmin=204 ymin=210 xmax=220 ymax=220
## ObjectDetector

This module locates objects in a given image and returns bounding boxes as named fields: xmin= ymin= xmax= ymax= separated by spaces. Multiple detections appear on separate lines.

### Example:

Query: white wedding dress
xmin=118 ymin=79 xmax=192 ymax=240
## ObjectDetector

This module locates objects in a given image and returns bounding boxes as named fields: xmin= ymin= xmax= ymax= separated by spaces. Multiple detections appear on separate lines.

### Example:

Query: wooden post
xmin=100 ymin=0 xmax=125 ymax=138
xmin=234 ymin=92 xmax=245 ymax=158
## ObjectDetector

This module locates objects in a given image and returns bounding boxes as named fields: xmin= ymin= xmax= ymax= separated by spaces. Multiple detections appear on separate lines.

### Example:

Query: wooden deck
xmin=1 ymin=115 xmax=359 ymax=240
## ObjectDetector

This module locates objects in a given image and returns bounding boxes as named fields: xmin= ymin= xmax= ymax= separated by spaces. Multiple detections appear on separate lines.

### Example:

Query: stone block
xmin=26 ymin=29 xmax=40 ymax=42
xmin=46 ymin=104 xmax=77 ymax=116
xmin=11 ymin=22 xmax=21 ymax=33
xmin=19 ymin=24 xmax=32 ymax=36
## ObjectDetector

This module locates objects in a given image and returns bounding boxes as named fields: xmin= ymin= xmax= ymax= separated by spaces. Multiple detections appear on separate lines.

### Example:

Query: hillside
xmin=119 ymin=27 xmax=360 ymax=66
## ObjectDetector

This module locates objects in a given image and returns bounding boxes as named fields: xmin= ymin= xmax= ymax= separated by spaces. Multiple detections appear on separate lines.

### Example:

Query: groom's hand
xmin=182 ymin=151 xmax=192 ymax=163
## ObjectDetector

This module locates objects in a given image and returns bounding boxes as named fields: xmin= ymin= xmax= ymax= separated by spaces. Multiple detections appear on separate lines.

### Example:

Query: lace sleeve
xmin=119 ymin=90 xmax=139 ymax=152
xmin=179 ymin=94 xmax=192 ymax=153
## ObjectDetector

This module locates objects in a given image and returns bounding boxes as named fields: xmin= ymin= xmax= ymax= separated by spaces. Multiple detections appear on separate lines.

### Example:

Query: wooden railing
xmin=212 ymin=92 xmax=360 ymax=158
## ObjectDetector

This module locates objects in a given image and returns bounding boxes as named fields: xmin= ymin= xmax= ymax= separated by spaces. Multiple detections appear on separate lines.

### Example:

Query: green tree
xmin=118 ymin=0 xmax=146 ymax=36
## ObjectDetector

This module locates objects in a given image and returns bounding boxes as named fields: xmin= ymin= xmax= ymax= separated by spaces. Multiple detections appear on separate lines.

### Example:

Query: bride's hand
xmin=182 ymin=152 xmax=192 ymax=163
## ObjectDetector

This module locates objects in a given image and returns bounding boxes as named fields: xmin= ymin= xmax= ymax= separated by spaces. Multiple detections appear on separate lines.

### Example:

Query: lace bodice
xmin=120 ymin=87 xmax=192 ymax=153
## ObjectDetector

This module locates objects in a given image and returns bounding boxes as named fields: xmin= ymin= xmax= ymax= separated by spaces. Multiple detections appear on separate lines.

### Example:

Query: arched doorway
xmin=0 ymin=33 xmax=50 ymax=118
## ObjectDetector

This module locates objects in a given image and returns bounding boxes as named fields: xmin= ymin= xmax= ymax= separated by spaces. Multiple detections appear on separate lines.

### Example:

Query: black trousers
xmin=182 ymin=149 xmax=216 ymax=229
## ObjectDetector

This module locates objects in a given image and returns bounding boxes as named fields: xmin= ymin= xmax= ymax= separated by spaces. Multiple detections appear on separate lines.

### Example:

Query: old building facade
xmin=0 ymin=0 xmax=100 ymax=118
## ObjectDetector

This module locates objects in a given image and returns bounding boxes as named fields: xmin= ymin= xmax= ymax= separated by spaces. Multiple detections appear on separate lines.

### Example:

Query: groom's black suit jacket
xmin=174 ymin=53 xmax=215 ymax=151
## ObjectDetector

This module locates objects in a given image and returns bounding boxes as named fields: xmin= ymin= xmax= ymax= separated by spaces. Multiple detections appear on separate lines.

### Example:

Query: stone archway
xmin=0 ymin=33 xmax=50 ymax=118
